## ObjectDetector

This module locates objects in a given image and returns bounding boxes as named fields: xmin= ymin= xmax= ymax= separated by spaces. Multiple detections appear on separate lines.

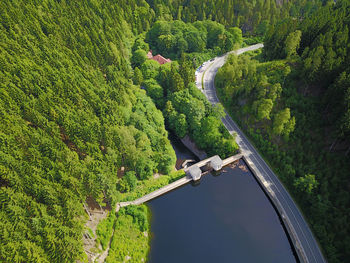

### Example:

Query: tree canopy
xmin=216 ymin=2 xmax=350 ymax=261
xmin=0 ymin=1 xmax=174 ymax=262
xmin=146 ymin=20 xmax=242 ymax=59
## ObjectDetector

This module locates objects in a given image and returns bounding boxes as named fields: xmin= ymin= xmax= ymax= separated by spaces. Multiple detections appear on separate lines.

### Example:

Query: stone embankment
xmin=180 ymin=135 xmax=207 ymax=159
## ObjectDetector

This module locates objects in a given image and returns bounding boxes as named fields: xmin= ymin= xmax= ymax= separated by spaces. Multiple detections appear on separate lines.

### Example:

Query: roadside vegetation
xmin=1 ymin=0 xmax=347 ymax=262
xmin=215 ymin=1 xmax=350 ymax=262
xmin=132 ymin=21 xmax=241 ymax=158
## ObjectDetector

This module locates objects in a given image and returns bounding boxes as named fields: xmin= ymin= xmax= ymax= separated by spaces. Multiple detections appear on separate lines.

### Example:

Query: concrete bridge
xmin=117 ymin=153 xmax=242 ymax=209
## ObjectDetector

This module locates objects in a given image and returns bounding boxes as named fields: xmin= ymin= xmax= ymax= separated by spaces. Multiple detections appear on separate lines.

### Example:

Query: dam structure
xmin=117 ymin=153 xmax=243 ymax=208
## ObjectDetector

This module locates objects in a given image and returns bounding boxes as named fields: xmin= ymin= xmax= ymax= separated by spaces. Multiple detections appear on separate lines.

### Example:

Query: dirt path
xmin=94 ymin=205 xmax=121 ymax=263
xmin=81 ymin=209 xmax=107 ymax=262
xmin=79 ymin=198 xmax=111 ymax=263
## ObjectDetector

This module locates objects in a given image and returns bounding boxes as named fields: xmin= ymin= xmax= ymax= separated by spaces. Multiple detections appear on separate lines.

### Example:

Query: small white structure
xmin=210 ymin=155 xmax=223 ymax=171
xmin=187 ymin=165 xmax=202 ymax=181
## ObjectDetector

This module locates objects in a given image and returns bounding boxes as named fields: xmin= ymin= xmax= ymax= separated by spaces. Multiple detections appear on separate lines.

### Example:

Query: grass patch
xmin=121 ymin=170 xmax=185 ymax=202
xmin=105 ymin=205 xmax=150 ymax=263
xmin=96 ymin=210 xmax=117 ymax=250
xmin=96 ymin=169 xmax=185 ymax=261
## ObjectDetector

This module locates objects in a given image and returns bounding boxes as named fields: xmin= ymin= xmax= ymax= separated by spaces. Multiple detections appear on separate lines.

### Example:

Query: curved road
xmin=196 ymin=44 xmax=326 ymax=263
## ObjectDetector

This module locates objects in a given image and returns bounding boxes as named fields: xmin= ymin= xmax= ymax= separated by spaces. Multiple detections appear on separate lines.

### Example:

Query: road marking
xmin=222 ymin=115 xmax=317 ymax=263
xmin=213 ymin=72 xmax=317 ymax=263
xmin=199 ymin=45 xmax=324 ymax=263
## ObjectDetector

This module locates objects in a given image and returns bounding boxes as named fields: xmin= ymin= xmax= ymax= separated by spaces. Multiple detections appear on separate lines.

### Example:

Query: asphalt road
xmin=196 ymin=44 xmax=326 ymax=263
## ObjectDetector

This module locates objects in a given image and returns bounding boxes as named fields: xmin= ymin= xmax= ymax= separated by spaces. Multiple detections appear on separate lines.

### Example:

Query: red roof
xmin=152 ymin=54 xmax=171 ymax=65
xmin=146 ymin=50 xmax=171 ymax=65
xmin=147 ymin=50 xmax=153 ymax=59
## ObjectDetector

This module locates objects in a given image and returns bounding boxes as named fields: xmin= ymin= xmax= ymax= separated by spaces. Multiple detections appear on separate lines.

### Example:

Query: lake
xmin=147 ymin=136 xmax=297 ymax=263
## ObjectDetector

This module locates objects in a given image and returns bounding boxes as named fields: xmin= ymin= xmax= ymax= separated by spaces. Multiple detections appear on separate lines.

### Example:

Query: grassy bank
xmin=105 ymin=205 xmax=150 ymax=263
xmin=95 ymin=170 xmax=185 ymax=262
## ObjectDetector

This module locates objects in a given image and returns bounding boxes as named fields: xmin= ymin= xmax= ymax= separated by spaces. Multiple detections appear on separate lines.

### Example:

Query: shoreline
xmin=146 ymin=134 xmax=204 ymax=262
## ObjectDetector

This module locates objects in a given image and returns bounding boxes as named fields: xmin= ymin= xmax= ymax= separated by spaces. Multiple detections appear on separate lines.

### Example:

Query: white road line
xmin=199 ymin=46 xmax=324 ymax=263
xmin=218 ymin=79 xmax=317 ymax=263
xmin=222 ymin=115 xmax=317 ymax=263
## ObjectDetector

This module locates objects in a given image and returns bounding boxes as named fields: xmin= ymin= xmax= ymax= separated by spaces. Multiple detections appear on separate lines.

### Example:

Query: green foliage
xmin=121 ymin=206 xmax=149 ymax=232
xmin=118 ymin=172 xmax=138 ymax=193
xmin=162 ymin=83 xmax=238 ymax=158
xmin=179 ymin=56 xmax=195 ymax=88
xmin=96 ymin=211 xmax=117 ymax=250
xmin=136 ymin=156 xmax=154 ymax=180
xmin=253 ymin=98 xmax=274 ymax=120
xmin=228 ymin=27 xmax=243 ymax=46
xmin=105 ymin=205 xmax=150 ymax=263
xmin=140 ymin=59 xmax=160 ymax=79
xmin=131 ymin=49 xmax=147 ymax=68
xmin=147 ymin=0 xmax=323 ymax=36
xmin=292 ymin=1 xmax=350 ymax=142
xmin=284 ymin=30 xmax=302 ymax=58
xmin=145 ymin=20 xmax=243 ymax=59
xmin=168 ymin=63 xmax=185 ymax=92
xmin=132 ymin=35 xmax=150 ymax=52
xmin=0 ymin=1 xmax=175 ymax=262
xmin=273 ymin=108 xmax=292 ymax=135
xmin=283 ymin=116 xmax=296 ymax=140
xmin=133 ymin=67 xmax=144 ymax=85
xmin=133 ymin=30 xmax=239 ymax=158
xmin=0 ymin=0 xmax=337 ymax=262
xmin=95 ymin=169 xmax=185 ymax=262
xmin=216 ymin=53 xmax=292 ymax=133
xmin=263 ymin=18 xmax=299 ymax=59
xmin=217 ymin=3 xmax=350 ymax=260
xmin=169 ymin=113 xmax=188 ymax=138
xmin=143 ymin=79 xmax=165 ymax=108
xmin=194 ymin=116 xmax=237 ymax=157
xmin=294 ymin=174 xmax=318 ymax=195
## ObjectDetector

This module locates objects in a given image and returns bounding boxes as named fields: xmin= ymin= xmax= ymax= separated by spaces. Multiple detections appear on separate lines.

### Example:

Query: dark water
xmin=147 ymin=138 xmax=296 ymax=263
xmin=169 ymin=134 xmax=199 ymax=169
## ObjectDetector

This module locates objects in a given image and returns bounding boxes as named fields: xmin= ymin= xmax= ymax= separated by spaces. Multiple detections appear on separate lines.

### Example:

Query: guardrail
xmin=242 ymin=155 xmax=309 ymax=263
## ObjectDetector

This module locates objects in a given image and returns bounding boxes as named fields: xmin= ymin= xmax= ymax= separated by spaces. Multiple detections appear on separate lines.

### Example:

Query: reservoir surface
xmin=147 ymin=137 xmax=297 ymax=263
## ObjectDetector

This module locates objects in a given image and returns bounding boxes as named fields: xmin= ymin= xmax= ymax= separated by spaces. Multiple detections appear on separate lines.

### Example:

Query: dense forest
xmin=216 ymin=1 xmax=350 ymax=262
xmin=1 ymin=0 xmax=349 ymax=262
xmin=132 ymin=21 xmax=240 ymax=158
xmin=147 ymin=0 xmax=324 ymax=34
xmin=145 ymin=20 xmax=243 ymax=59
xmin=0 ymin=0 xmax=174 ymax=262
xmin=0 ymin=0 xmax=239 ymax=261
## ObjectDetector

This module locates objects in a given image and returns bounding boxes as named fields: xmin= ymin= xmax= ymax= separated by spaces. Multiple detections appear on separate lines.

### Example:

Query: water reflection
xmin=148 ymin=160 xmax=296 ymax=263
